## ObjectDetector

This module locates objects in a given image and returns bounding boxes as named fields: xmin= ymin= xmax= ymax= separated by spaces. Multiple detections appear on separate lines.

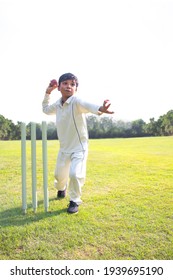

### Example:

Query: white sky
xmin=0 ymin=0 xmax=173 ymax=124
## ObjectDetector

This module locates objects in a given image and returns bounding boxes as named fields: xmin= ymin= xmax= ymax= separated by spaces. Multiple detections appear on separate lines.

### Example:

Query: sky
xmin=0 ymin=0 xmax=173 ymax=124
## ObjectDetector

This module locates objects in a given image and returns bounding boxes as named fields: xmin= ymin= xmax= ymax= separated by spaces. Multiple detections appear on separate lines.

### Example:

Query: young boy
xmin=42 ymin=73 xmax=114 ymax=214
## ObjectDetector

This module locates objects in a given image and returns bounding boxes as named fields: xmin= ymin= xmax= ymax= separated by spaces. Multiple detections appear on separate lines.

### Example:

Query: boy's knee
xmin=69 ymin=170 xmax=77 ymax=180
xmin=70 ymin=167 xmax=85 ymax=181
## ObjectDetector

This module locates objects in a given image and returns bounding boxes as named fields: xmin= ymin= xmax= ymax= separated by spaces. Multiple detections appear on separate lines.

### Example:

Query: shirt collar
xmin=65 ymin=95 xmax=75 ymax=104
xmin=58 ymin=95 xmax=75 ymax=106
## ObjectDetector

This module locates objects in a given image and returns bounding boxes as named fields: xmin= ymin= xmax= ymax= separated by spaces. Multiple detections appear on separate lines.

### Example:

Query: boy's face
xmin=58 ymin=79 xmax=77 ymax=100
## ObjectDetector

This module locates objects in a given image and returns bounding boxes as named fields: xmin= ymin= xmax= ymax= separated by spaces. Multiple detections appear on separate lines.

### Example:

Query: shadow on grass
xmin=0 ymin=198 xmax=67 ymax=227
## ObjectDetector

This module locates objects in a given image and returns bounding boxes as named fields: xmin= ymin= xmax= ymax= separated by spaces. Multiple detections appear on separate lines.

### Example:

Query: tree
xmin=87 ymin=115 xmax=101 ymax=138
xmin=0 ymin=115 xmax=19 ymax=140
xmin=130 ymin=119 xmax=146 ymax=137
xmin=47 ymin=122 xmax=57 ymax=139
xmin=158 ymin=110 xmax=173 ymax=136
xmin=145 ymin=118 xmax=158 ymax=136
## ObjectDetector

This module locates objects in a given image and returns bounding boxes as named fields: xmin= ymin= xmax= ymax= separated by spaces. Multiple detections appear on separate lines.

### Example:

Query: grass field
xmin=0 ymin=137 xmax=173 ymax=260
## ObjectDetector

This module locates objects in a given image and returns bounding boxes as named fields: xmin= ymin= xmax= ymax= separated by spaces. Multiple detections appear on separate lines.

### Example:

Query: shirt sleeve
xmin=76 ymin=98 xmax=102 ymax=115
xmin=42 ymin=94 xmax=57 ymax=115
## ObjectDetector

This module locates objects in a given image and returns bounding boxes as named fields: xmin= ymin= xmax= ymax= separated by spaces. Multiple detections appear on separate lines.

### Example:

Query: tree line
xmin=0 ymin=110 xmax=173 ymax=140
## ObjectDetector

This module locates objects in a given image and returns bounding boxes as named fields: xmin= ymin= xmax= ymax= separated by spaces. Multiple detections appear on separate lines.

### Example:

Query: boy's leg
xmin=54 ymin=151 xmax=71 ymax=192
xmin=68 ymin=150 xmax=88 ymax=205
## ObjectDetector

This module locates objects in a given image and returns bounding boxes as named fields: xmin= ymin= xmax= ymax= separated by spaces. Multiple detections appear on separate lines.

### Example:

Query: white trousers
xmin=54 ymin=150 xmax=88 ymax=204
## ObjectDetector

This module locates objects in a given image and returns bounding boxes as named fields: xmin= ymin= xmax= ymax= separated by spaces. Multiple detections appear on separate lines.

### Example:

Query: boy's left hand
xmin=99 ymin=100 xmax=114 ymax=114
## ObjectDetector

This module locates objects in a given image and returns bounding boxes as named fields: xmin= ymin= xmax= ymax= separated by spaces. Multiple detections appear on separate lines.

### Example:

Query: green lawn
xmin=0 ymin=137 xmax=173 ymax=260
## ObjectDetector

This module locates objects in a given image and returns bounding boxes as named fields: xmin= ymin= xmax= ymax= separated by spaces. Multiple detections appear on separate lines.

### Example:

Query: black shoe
xmin=57 ymin=189 xmax=66 ymax=199
xmin=67 ymin=201 xmax=78 ymax=214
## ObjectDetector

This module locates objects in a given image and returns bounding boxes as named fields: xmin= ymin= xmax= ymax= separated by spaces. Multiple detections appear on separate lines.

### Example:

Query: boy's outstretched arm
xmin=99 ymin=100 xmax=114 ymax=114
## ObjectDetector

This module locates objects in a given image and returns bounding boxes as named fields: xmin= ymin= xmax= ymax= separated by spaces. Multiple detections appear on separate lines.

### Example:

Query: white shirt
xmin=42 ymin=94 xmax=101 ymax=153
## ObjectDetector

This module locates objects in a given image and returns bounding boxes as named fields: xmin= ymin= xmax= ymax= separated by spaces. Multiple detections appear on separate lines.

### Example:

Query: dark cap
xmin=58 ymin=73 xmax=79 ymax=87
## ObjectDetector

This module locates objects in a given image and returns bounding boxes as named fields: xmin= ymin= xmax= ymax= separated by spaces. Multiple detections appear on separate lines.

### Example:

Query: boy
xmin=42 ymin=73 xmax=114 ymax=214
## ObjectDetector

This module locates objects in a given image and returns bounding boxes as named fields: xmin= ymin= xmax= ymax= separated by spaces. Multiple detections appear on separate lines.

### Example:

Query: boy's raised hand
xmin=46 ymin=79 xmax=58 ymax=95
xmin=99 ymin=99 xmax=114 ymax=114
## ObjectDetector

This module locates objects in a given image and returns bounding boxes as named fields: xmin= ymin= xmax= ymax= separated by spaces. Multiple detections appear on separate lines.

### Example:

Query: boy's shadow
xmin=0 ymin=198 xmax=67 ymax=227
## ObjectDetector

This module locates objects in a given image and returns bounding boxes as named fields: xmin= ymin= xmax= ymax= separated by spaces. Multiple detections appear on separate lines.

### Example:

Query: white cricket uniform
xmin=42 ymin=94 xmax=101 ymax=204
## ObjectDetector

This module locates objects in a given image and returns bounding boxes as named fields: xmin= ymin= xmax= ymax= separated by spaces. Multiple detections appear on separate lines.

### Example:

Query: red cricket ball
xmin=49 ymin=79 xmax=58 ymax=87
